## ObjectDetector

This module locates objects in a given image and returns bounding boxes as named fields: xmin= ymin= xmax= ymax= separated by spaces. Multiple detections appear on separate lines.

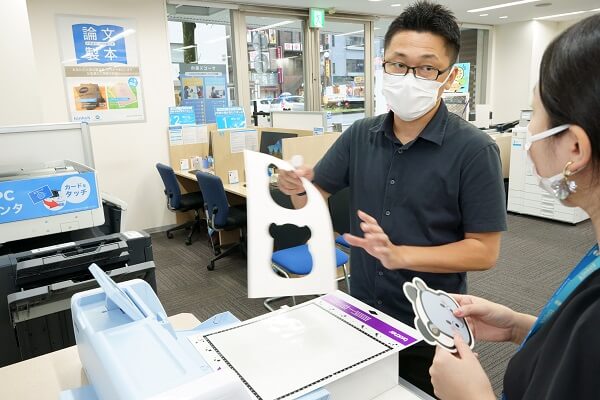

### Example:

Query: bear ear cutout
xmin=413 ymin=277 xmax=428 ymax=292
xmin=403 ymin=283 xmax=418 ymax=302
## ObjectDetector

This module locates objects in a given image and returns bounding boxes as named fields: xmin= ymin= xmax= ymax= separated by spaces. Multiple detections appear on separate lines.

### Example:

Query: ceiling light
xmin=249 ymin=20 xmax=294 ymax=32
xmin=391 ymin=3 xmax=402 ymax=6
xmin=368 ymin=0 xmax=384 ymax=2
xmin=499 ymin=16 xmax=509 ymax=19
xmin=480 ymin=13 xmax=489 ymax=16
xmin=468 ymin=0 xmax=540 ymax=13
xmin=335 ymin=29 xmax=364 ymax=37
xmin=534 ymin=10 xmax=587 ymax=20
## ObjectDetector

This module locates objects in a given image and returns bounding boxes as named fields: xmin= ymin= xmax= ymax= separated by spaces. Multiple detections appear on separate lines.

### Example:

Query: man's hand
xmin=277 ymin=166 xmax=314 ymax=196
xmin=344 ymin=210 xmax=407 ymax=269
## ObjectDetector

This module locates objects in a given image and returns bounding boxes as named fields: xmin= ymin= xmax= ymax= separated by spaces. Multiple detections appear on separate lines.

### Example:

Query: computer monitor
xmin=259 ymin=131 xmax=298 ymax=159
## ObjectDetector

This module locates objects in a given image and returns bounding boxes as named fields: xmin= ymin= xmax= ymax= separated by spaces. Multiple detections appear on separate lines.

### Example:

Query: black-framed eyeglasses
xmin=382 ymin=61 xmax=452 ymax=81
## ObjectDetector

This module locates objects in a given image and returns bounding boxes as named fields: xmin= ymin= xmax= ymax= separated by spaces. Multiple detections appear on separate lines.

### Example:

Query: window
xmin=167 ymin=6 xmax=237 ymax=124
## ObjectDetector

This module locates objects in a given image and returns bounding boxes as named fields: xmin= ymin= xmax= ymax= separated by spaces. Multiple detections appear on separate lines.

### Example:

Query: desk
xmin=175 ymin=170 xmax=248 ymax=198
xmin=0 ymin=313 xmax=200 ymax=400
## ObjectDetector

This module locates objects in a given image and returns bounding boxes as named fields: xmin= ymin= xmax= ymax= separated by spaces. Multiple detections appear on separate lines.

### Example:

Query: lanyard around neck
xmin=519 ymin=244 xmax=600 ymax=350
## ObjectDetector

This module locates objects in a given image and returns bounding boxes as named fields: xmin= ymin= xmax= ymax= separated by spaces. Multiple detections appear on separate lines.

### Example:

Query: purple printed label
xmin=322 ymin=294 xmax=418 ymax=346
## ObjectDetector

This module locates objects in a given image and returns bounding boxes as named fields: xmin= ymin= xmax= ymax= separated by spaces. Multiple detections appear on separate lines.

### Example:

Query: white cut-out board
xmin=243 ymin=150 xmax=336 ymax=298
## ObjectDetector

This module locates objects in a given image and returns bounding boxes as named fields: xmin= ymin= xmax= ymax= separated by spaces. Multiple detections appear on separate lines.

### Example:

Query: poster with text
xmin=179 ymin=63 xmax=228 ymax=124
xmin=57 ymin=15 xmax=144 ymax=124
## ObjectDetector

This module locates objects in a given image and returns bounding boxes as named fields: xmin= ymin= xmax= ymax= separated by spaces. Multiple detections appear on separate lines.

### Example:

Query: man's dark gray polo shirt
xmin=313 ymin=102 xmax=507 ymax=328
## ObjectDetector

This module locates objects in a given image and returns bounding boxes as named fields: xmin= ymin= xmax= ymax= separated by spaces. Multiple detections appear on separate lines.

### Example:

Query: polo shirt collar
xmin=369 ymin=100 xmax=449 ymax=146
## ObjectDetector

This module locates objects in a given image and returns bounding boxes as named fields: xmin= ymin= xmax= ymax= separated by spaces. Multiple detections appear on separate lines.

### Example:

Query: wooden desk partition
xmin=168 ymin=124 xmax=216 ymax=171
xmin=281 ymin=133 xmax=341 ymax=167
xmin=211 ymin=129 xmax=249 ymax=183
xmin=211 ymin=127 xmax=315 ymax=184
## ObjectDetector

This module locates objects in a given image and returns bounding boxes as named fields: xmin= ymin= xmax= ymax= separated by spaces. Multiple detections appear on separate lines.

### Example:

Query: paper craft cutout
xmin=244 ymin=150 xmax=336 ymax=298
xmin=403 ymin=277 xmax=474 ymax=353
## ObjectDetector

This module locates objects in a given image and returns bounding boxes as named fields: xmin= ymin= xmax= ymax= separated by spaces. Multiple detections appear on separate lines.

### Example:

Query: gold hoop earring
xmin=552 ymin=161 xmax=577 ymax=200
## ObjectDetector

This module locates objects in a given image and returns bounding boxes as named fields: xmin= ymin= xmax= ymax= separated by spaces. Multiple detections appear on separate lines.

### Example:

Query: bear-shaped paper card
xmin=403 ymin=277 xmax=474 ymax=353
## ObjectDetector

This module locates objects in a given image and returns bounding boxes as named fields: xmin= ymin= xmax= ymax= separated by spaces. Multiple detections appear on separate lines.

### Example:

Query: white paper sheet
xmin=230 ymin=129 xmax=258 ymax=153
xmin=204 ymin=304 xmax=391 ymax=400
xmin=168 ymin=127 xmax=183 ymax=146
xmin=182 ymin=125 xmax=209 ymax=145
xmin=243 ymin=150 xmax=337 ymax=298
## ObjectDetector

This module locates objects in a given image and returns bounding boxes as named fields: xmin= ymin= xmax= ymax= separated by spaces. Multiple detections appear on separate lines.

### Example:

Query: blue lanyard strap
xmin=519 ymin=244 xmax=600 ymax=350
xmin=503 ymin=245 xmax=600 ymax=400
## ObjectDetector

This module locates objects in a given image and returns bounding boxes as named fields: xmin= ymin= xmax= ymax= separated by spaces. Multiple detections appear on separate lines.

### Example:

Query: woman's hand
xmin=452 ymin=294 xmax=527 ymax=344
xmin=430 ymin=334 xmax=495 ymax=400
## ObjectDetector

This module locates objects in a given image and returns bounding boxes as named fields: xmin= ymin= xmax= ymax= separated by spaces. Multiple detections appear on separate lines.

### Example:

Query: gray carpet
xmin=151 ymin=213 xmax=596 ymax=396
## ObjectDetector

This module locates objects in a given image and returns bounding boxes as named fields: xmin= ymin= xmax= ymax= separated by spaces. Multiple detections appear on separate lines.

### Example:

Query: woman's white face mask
xmin=525 ymin=124 xmax=575 ymax=200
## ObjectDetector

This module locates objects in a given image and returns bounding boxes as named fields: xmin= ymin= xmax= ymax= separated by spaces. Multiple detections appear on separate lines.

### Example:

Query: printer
xmin=63 ymin=265 xmax=424 ymax=400
xmin=0 ymin=231 xmax=155 ymax=367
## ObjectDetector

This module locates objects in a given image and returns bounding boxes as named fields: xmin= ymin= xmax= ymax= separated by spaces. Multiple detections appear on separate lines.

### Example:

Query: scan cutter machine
xmin=62 ymin=266 xmax=424 ymax=400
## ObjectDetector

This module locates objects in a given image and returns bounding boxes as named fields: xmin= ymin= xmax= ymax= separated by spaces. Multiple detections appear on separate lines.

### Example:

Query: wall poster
xmin=57 ymin=15 xmax=145 ymax=124
xmin=179 ymin=63 xmax=228 ymax=124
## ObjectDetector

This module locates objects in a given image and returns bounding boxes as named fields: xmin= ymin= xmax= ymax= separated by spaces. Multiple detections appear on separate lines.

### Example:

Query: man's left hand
xmin=343 ymin=210 xmax=407 ymax=269
xmin=429 ymin=334 xmax=495 ymax=400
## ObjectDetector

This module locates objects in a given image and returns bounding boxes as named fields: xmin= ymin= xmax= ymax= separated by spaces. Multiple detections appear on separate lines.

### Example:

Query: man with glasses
xmin=278 ymin=1 xmax=506 ymax=395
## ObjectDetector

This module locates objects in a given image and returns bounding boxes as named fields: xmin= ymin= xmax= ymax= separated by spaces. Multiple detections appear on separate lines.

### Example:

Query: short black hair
xmin=384 ymin=1 xmax=461 ymax=64
xmin=539 ymin=14 xmax=600 ymax=182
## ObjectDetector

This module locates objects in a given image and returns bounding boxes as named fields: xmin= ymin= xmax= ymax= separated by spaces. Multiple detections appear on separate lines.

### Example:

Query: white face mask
xmin=525 ymin=124 xmax=575 ymax=200
xmin=382 ymin=71 xmax=451 ymax=122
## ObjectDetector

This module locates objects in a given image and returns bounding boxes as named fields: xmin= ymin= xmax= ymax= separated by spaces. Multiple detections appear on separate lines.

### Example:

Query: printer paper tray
xmin=8 ymin=261 xmax=154 ymax=324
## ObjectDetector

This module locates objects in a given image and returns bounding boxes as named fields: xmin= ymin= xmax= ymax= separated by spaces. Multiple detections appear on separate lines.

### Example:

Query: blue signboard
xmin=0 ymin=172 xmax=100 ymax=224
xmin=215 ymin=107 xmax=247 ymax=130
xmin=169 ymin=106 xmax=196 ymax=126
xmin=72 ymin=23 xmax=127 ymax=64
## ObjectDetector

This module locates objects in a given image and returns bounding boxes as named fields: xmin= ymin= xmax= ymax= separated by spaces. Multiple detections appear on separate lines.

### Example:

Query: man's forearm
xmin=398 ymin=237 xmax=499 ymax=273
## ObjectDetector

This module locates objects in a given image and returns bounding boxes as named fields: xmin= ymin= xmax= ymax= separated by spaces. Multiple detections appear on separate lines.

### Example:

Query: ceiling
xmin=171 ymin=0 xmax=600 ymax=25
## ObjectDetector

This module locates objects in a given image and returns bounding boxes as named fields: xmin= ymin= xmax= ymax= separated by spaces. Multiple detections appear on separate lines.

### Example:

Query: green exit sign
xmin=310 ymin=8 xmax=325 ymax=29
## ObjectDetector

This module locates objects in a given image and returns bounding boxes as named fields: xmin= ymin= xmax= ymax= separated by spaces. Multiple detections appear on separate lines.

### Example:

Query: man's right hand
xmin=452 ymin=294 xmax=533 ymax=344
xmin=277 ymin=166 xmax=314 ymax=196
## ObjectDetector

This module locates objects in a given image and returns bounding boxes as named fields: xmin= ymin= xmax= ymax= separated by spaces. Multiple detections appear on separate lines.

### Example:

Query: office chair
xmin=264 ymin=244 xmax=350 ymax=311
xmin=156 ymin=163 xmax=204 ymax=245
xmin=195 ymin=171 xmax=247 ymax=271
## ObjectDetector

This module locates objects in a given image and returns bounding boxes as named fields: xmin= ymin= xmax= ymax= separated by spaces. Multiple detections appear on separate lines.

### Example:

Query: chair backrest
xmin=156 ymin=163 xmax=182 ymax=210
xmin=328 ymin=187 xmax=350 ymax=235
xmin=195 ymin=171 xmax=229 ymax=228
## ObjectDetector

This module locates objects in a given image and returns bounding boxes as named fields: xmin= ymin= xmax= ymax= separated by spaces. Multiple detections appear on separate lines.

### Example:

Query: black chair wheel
xmin=185 ymin=238 xmax=192 ymax=245
xmin=207 ymin=263 xmax=215 ymax=271
xmin=166 ymin=232 xmax=174 ymax=239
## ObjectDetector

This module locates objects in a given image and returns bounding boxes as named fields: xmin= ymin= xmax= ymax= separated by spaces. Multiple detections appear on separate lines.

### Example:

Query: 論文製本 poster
xmin=57 ymin=15 xmax=145 ymax=124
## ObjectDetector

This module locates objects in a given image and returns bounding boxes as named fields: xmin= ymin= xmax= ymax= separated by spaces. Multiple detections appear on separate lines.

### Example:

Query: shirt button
xmin=397 ymin=149 xmax=403 ymax=154
xmin=377 ymin=300 xmax=383 ymax=305
xmin=390 ymin=179 xmax=395 ymax=185
xmin=378 ymin=271 xmax=384 ymax=276
xmin=385 ymin=210 xmax=391 ymax=216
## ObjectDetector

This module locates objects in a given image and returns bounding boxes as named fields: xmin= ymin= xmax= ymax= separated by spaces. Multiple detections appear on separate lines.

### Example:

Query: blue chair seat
xmin=272 ymin=244 xmax=349 ymax=275
xmin=335 ymin=235 xmax=350 ymax=248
